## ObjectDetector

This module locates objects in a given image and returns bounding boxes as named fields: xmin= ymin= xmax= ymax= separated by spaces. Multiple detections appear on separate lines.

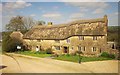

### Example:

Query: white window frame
xmin=93 ymin=36 xmax=97 ymax=40
xmin=78 ymin=46 xmax=85 ymax=51
xmin=66 ymin=39 xmax=70 ymax=43
xmin=55 ymin=46 xmax=60 ymax=50
xmin=79 ymin=36 xmax=84 ymax=40
xmin=92 ymin=47 xmax=97 ymax=52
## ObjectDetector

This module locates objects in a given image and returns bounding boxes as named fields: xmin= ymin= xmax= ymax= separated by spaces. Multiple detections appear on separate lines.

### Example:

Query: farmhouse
xmin=22 ymin=15 xmax=108 ymax=55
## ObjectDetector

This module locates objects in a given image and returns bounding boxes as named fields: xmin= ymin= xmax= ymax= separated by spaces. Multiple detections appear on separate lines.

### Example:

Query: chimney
xmin=48 ymin=22 xmax=52 ymax=26
xmin=104 ymin=15 xmax=108 ymax=25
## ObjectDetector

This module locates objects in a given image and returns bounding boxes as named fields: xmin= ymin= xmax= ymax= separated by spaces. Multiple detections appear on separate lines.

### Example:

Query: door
xmin=64 ymin=46 xmax=68 ymax=53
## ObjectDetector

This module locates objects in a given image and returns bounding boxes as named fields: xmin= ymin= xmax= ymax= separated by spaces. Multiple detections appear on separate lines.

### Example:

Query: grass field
xmin=54 ymin=55 xmax=113 ymax=63
xmin=16 ymin=51 xmax=52 ymax=58
xmin=16 ymin=51 xmax=114 ymax=63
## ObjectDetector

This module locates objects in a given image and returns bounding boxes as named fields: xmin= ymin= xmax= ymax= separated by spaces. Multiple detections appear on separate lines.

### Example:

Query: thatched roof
xmin=10 ymin=31 xmax=23 ymax=40
xmin=23 ymin=16 xmax=108 ymax=40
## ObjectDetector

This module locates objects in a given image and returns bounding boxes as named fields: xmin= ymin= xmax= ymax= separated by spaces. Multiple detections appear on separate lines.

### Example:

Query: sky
xmin=1 ymin=0 xmax=119 ymax=32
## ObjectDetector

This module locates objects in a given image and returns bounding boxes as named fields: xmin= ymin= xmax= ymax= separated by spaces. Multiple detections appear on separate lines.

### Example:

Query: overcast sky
xmin=1 ymin=0 xmax=119 ymax=32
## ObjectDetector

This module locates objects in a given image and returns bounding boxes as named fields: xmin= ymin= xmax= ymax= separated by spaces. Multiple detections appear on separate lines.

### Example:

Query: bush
xmin=70 ymin=51 xmax=77 ymax=56
xmin=66 ymin=54 xmax=70 ymax=56
xmin=46 ymin=48 xmax=53 ymax=54
xmin=52 ymin=53 xmax=59 ymax=57
xmin=40 ymin=51 xmax=46 ymax=54
xmin=2 ymin=32 xmax=23 ymax=52
xmin=101 ymin=52 xmax=109 ymax=57
xmin=101 ymin=52 xmax=115 ymax=59
xmin=109 ymin=54 xmax=115 ymax=59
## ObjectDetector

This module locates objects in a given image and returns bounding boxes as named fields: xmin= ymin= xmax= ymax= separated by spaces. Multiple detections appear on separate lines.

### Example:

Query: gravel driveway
xmin=1 ymin=54 xmax=118 ymax=73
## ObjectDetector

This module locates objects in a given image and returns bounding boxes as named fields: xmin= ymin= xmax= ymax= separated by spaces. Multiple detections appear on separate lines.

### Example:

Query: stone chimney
xmin=104 ymin=15 xmax=108 ymax=25
xmin=48 ymin=22 xmax=52 ymax=26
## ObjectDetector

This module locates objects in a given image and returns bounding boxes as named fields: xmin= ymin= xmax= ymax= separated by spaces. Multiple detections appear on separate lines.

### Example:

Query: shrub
xmin=109 ymin=54 xmax=115 ymax=59
xmin=66 ymin=53 xmax=70 ymax=56
xmin=101 ymin=52 xmax=115 ymax=59
xmin=70 ymin=51 xmax=77 ymax=56
xmin=101 ymin=52 xmax=109 ymax=57
xmin=2 ymin=32 xmax=23 ymax=52
xmin=40 ymin=51 xmax=46 ymax=54
xmin=46 ymin=48 xmax=53 ymax=54
xmin=52 ymin=53 xmax=59 ymax=57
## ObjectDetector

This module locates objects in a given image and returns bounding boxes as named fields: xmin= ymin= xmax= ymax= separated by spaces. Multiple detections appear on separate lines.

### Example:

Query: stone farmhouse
xmin=20 ymin=15 xmax=108 ymax=56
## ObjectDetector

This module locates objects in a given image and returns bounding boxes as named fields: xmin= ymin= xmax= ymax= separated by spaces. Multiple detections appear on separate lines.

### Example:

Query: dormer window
xmin=79 ymin=36 xmax=84 ymax=40
xmin=67 ymin=39 xmax=70 ymax=43
xmin=93 ymin=36 xmax=97 ymax=40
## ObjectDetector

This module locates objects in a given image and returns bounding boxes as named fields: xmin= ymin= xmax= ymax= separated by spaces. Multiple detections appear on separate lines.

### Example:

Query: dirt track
xmin=1 ymin=54 xmax=118 ymax=73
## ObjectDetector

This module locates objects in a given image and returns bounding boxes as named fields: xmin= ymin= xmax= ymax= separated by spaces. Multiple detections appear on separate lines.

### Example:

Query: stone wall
xmin=23 ymin=35 xmax=107 ymax=55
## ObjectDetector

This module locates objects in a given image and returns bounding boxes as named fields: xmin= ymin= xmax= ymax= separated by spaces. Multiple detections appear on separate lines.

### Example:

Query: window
xmin=79 ymin=36 xmax=84 ymax=40
xmin=93 ymin=36 xmax=97 ymax=40
xmin=100 ymin=48 xmax=102 ymax=53
xmin=112 ymin=44 xmax=115 ymax=49
xmin=66 ymin=39 xmax=70 ymax=43
xmin=78 ymin=46 xmax=82 ymax=51
xmin=78 ymin=46 xmax=85 ymax=51
xmin=55 ymin=46 xmax=60 ymax=50
xmin=71 ymin=46 xmax=74 ymax=50
xmin=55 ymin=40 xmax=60 ymax=43
xmin=83 ymin=46 xmax=85 ymax=51
xmin=92 ymin=47 xmax=97 ymax=52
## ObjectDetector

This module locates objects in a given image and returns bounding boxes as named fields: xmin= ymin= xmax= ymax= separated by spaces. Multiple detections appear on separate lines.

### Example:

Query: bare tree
xmin=22 ymin=16 xmax=35 ymax=30
xmin=37 ymin=20 xmax=46 ymax=25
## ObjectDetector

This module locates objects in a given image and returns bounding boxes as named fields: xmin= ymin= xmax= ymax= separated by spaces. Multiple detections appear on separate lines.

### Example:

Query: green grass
xmin=16 ymin=51 xmax=114 ymax=63
xmin=16 ymin=51 xmax=52 ymax=58
xmin=54 ymin=55 xmax=113 ymax=63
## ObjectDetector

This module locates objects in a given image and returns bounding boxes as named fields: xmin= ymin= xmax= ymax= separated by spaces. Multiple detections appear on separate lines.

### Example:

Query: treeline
xmin=107 ymin=26 xmax=119 ymax=42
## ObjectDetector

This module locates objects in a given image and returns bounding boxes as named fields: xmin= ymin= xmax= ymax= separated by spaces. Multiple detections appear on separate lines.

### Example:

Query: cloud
xmin=67 ymin=2 xmax=108 ymax=9
xmin=93 ymin=8 xmax=104 ymax=14
xmin=66 ymin=2 xmax=109 ymax=15
xmin=53 ymin=6 xmax=59 ymax=9
xmin=70 ymin=13 xmax=84 ymax=19
xmin=60 ymin=0 xmax=100 ymax=2
xmin=60 ymin=0 xmax=119 ymax=2
xmin=114 ymin=12 xmax=118 ymax=15
xmin=42 ymin=13 xmax=62 ymax=18
xmin=38 ymin=7 xmax=42 ymax=10
xmin=30 ymin=14 xmax=36 ymax=17
xmin=3 ymin=1 xmax=32 ymax=11
xmin=79 ymin=7 xmax=89 ymax=12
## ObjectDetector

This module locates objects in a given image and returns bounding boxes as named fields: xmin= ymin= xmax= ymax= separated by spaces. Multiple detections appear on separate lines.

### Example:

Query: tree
xmin=22 ymin=16 xmax=35 ymax=30
xmin=37 ymin=20 xmax=46 ymax=25
xmin=2 ymin=32 xmax=23 ymax=52
xmin=6 ymin=16 xmax=36 ymax=31
xmin=6 ymin=16 xmax=25 ymax=31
